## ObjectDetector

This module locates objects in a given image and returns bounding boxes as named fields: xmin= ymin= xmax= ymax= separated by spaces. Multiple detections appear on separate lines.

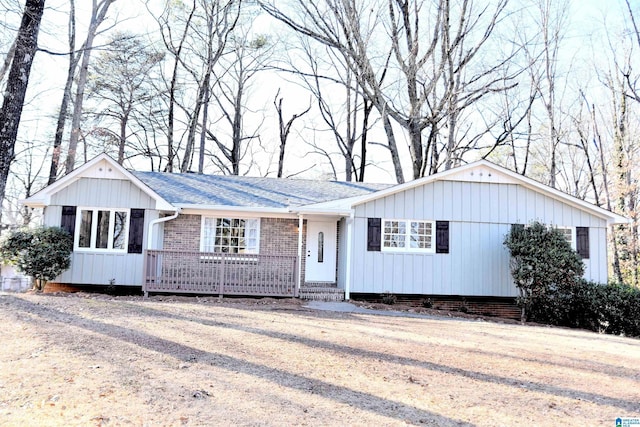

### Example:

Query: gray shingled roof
xmin=132 ymin=171 xmax=391 ymax=208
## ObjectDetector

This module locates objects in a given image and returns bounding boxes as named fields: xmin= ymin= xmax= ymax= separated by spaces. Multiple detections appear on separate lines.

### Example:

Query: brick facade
xmin=163 ymin=214 xmax=201 ymax=251
xmin=163 ymin=214 xmax=301 ymax=256
xmin=162 ymin=214 xmax=343 ymax=284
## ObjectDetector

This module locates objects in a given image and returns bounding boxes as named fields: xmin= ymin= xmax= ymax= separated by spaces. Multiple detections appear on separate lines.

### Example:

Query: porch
xmin=143 ymin=250 xmax=298 ymax=297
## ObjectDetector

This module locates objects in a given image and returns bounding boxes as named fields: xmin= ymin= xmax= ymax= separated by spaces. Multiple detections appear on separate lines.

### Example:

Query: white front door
xmin=305 ymin=220 xmax=337 ymax=282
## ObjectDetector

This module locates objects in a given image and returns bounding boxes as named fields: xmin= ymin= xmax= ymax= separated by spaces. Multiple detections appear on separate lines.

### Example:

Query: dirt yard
xmin=0 ymin=292 xmax=638 ymax=426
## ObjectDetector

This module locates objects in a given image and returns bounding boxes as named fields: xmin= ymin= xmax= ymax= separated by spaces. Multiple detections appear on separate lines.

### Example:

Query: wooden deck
xmin=143 ymin=250 xmax=298 ymax=297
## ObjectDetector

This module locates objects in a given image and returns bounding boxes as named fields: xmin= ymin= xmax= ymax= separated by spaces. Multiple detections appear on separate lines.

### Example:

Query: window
xmin=75 ymin=208 xmax=129 ymax=251
xmin=201 ymin=217 xmax=260 ymax=254
xmin=382 ymin=219 xmax=434 ymax=253
xmin=556 ymin=226 xmax=576 ymax=250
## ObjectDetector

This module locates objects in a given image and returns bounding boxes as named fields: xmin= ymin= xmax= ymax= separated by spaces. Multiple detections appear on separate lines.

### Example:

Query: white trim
xmin=22 ymin=154 xmax=174 ymax=211
xmin=344 ymin=212 xmax=354 ymax=300
xmin=555 ymin=226 xmax=577 ymax=250
xmin=200 ymin=216 xmax=261 ymax=254
xmin=147 ymin=209 xmax=180 ymax=250
xmin=297 ymin=215 xmax=304 ymax=291
xmin=347 ymin=160 xmax=629 ymax=225
xmin=180 ymin=206 xmax=295 ymax=218
xmin=381 ymin=218 xmax=436 ymax=254
xmin=74 ymin=207 xmax=130 ymax=253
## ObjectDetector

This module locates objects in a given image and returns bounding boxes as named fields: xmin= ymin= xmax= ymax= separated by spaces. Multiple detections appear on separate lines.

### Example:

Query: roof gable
xmin=349 ymin=160 xmax=628 ymax=225
xmin=23 ymin=154 xmax=174 ymax=211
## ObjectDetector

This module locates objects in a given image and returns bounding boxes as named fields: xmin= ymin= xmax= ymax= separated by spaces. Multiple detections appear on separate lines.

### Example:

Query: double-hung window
xmin=556 ymin=226 xmax=576 ymax=250
xmin=201 ymin=217 xmax=260 ymax=254
xmin=382 ymin=219 xmax=435 ymax=253
xmin=75 ymin=208 xmax=129 ymax=251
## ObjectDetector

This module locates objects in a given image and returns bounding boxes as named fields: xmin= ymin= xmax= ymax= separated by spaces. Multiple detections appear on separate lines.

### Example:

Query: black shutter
xmin=61 ymin=206 xmax=76 ymax=237
xmin=128 ymin=209 xmax=145 ymax=254
xmin=435 ymin=221 xmax=449 ymax=254
xmin=367 ymin=218 xmax=381 ymax=251
xmin=576 ymin=226 xmax=589 ymax=259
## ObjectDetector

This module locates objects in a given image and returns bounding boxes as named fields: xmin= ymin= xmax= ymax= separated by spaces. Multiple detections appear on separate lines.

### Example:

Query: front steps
xmin=299 ymin=282 xmax=345 ymax=302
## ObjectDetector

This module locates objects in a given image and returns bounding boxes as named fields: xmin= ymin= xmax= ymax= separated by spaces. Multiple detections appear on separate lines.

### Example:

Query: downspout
xmin=344 ymin=211 xmax=354 ymax=300
xmin=143 ymin=208 xmax=180 ymax=298
xmin=147 ymin=208 xmax=181 ymax=250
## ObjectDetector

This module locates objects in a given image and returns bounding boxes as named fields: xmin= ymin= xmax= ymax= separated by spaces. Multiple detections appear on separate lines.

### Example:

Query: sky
xmin=4 ymin=0 xmax=637 ymax=195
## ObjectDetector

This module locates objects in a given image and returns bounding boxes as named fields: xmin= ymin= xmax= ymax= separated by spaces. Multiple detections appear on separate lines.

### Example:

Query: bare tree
xmin=85 ymin=32 xmax=164 ymax=165
xmin=273 ymin=89 xmax=310 ymax=178
xmin=63 ymin=0 xmax=117 ymax=175
xmin=0 ymin=0 xmax=45 ymax=225
xmin=260 ymin=0 xmax=512 ymax=181
xmin=47 ymin=0 xmax=78 ymax=184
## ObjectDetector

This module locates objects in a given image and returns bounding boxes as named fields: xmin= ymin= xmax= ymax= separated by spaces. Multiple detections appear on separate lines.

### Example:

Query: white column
xmin=344 ymin=211 xmax=354 ymax=300
xmin=297 ymin=214 xmax=304 ymax=290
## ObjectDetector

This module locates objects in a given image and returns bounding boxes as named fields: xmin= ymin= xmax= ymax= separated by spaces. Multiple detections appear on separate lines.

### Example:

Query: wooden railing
xmin=143 ymin=250 xmax=298 ymax=297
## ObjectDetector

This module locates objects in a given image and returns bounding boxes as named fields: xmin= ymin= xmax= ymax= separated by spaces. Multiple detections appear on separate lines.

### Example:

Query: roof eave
xmin=176 ymin=204 xmax=292 ymax=214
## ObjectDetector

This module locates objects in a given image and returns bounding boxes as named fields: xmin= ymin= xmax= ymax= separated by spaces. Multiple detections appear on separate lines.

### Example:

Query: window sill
xmin=199 ymin=255 xmax=260 ymax=263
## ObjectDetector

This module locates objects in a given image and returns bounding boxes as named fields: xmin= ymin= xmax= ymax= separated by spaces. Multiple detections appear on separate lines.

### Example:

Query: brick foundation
xmin=350 ymin=293 xmax=520 ymax=319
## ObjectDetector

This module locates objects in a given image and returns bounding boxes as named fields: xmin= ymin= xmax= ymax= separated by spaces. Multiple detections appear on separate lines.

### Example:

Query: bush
xmin=381 ymin=292 xmax=397 ymax=305
xmin=0 ymin=227 xmax=73 ymax=291
xmin=504 ymin=222 xmax=584 ymax=322
xmin=421 ymin=298 xmax=433 ymax=309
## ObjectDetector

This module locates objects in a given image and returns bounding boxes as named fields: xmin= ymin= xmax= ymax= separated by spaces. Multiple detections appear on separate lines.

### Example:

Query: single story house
xmin=23 ymin=154 xmax=628 ymax=309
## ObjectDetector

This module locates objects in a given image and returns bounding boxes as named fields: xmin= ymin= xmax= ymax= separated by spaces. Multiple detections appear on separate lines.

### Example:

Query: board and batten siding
xmin=42 ymin=178 xmax=159 ymax=287
xmin=350 ymin=180 xmax=609 ymax=297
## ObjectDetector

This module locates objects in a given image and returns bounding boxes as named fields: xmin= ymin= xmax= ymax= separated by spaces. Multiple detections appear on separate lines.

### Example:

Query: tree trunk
xmin=48 ymin=0 xmax=77 ymax=184
xmin=64 ymin=0 xmax=115 ymax=174
xmin=0 ymin=0 xmax=45 ymax=225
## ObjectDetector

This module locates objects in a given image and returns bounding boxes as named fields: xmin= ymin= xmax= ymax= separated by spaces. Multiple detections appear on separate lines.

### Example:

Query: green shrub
xmin=504 ymin=221 xmax=584 ymax=322
xmin=381 ymin=292 xmax=397 ymax=305
xmin=0 ymin=227 xmax=73 ymax=291
xmin=421 ymin=298 xmax=433 ymax=309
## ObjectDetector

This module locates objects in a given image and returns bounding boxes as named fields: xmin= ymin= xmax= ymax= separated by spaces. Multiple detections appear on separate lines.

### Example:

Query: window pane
xmin=318 ymin=231 xmax=324 ymax=263
xmin=409 ymin=220 xmax=433 ymax=249
xmin=96 ymin=210 xmax=110 ymax=249
xmin=383 ymin=220 xmax=406 ymax=248
xmin=79 ymin=210 xmax=93 ymax=248
xmin=113 ymin=211 xmax=127 ymax=249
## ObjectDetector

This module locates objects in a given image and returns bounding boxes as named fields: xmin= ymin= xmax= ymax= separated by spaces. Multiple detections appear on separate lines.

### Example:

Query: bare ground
xmin=0 ymin=292 xmax=638 ymax=426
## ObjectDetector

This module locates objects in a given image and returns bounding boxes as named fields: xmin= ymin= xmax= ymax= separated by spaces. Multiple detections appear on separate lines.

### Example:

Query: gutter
xmin=147 ymin=208 xmax=181 ymax=250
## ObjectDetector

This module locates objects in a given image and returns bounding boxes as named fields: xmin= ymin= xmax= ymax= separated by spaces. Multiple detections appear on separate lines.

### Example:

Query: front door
xmin=305 ymin=220 xmax=337 ymax=282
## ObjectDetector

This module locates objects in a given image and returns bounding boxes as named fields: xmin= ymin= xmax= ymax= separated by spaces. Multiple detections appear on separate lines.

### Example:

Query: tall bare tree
xmin=273 ymin=89 xmax=310 ymax=178
xmin=85 ymin=32 xmax=164 ymax=165
xmin=260 ymin=0 xmax=512 ymax=181
xmin=47 ymin=0 xmax=77 ymax=184
xmin=63 ymin=0 xmax=117 ymax=174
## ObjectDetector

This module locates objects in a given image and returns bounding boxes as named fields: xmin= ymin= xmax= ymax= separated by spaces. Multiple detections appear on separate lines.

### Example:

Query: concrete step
xmin=299 ymin=286 xmax=345 ymax=302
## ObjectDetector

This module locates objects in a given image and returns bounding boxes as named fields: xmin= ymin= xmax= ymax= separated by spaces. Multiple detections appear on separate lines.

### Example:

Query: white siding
xmin=44 ymin=178 xmax=159 ymax=287
xmin=50 ymin=178 xmax=157 ymax=209
xmin=350 ymin=181 xmax=610 ymax=297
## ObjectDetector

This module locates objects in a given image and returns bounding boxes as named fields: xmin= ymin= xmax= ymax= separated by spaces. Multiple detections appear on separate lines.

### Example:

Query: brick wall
xmin=260 ymin=218 xmax=299 ymax=256
xmin=163 ymin=214 xmax=301 ymax=256
xmin=163 ymin=214 xmax=201 ymax=251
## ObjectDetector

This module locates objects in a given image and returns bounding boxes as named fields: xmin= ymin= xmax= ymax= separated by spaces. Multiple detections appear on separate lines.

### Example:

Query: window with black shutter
xmin=367 ymin=218 xmax=381 ymax=251
xmin=576 ymin=227 xmax=589 ymax=259
xmin=435 ymin=221 xmax=449 ymax=254
xmin=127 ymin=209 xmax=145 ymax=254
